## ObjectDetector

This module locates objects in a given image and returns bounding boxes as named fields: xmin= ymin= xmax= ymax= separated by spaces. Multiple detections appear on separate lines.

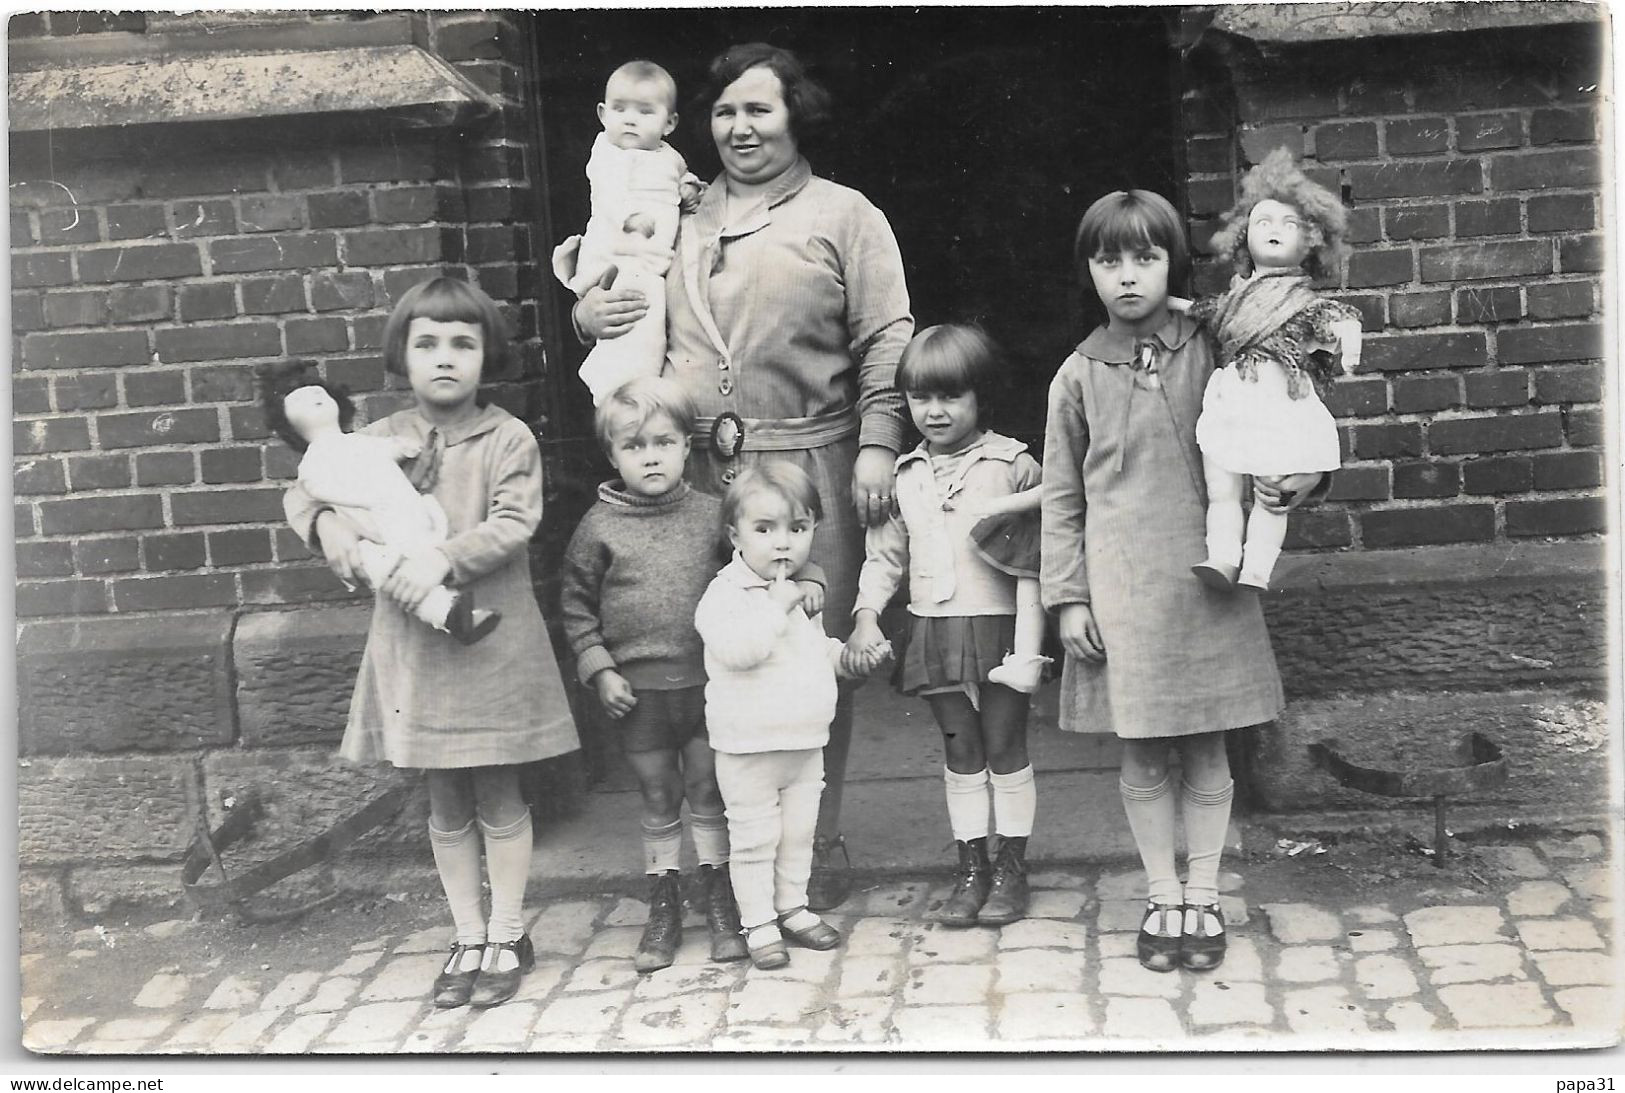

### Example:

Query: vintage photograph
xmin=10 ymin=2 xmax=1620 ymax=1058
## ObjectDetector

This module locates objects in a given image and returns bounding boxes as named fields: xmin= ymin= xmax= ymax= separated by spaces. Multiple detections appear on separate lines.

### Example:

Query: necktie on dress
xmin=407 ymin=427 xmax=443 ymax=494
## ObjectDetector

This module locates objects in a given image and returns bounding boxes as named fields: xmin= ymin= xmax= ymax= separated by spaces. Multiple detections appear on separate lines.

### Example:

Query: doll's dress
xmin=969 ymin=511 xmax=1040 ymax=579
xmin=1190 ymin=268 xmax=1358 ymax=477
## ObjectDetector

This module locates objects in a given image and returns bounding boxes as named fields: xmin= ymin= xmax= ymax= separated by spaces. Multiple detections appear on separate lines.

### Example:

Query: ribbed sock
xmin=1119 ymin=776 xmax=1182 ymax=907
xmin=689 ymin=811 xmax=729 ymax=868
xmin=989 ymin=765 xmax=1037 ymax=839
xmin=943 ymin=766 xmax=991 ymax=842
xmin=642 ymin=817 xmax=683 ymax=875
xmin=1181 ymin=779 xmax=1235 ymax=907
xmin=480 ymin=811 xmax=533 ymax=945
xmin=428 ymin=819 xmax=486 ymax=947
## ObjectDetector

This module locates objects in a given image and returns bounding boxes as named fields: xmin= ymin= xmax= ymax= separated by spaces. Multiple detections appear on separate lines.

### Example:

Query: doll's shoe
xmin=430 ymin=943 xmax=484 ymax=1008
xmin=1180 ymin=903 xmax=1227 ymax=971
xmin=468 ymin=934 xmax=534 ymax=1007
xmin=446 ymin=592 xmax=502 ymax=645
xmin=778 ymin=909 xmax=841 ymax=950
xmin=1136 ymin=902 xmax=1184 ymax=973
xmin=1236 ymin=572 xmax=1271 ymax=592
xmin=1191 ymin=560 xmax=1239 ymax=591
xmin=987 ymin=653 xmax=1052 ymax=695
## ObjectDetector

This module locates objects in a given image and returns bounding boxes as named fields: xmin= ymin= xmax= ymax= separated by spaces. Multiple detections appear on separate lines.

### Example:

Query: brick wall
xmin=1182 ymin=17 xmax=1607 ymax=554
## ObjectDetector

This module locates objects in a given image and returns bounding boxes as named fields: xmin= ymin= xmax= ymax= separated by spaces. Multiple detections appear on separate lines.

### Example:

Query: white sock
xmin=1181 ymin=779 xmax=1235 ymax=907
xmin=642 ymin=817 xmax=683 ymax=874
xmin=989 ymin=765 xmax=1036 ymax=839
xmin=943 ymin=766 xmax=991 ymax=842
xmin=690 ymin=811 xmax=729 ymax=868
xmin=1119 ymin=777 xmax=1182 ymax=907
xmin=780 ymin=908 xmax=822 ymax=933
xmin=480 ymin=811 xmax=532 ymax=946
xmin=428 ymin=819 xmax=486 ymax=948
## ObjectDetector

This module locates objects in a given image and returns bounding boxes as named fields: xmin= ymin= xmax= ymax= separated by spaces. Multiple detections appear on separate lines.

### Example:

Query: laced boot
xmin=936 ymin=838 xmax=992 ymax=927
xmin=978 ymin=835 xmax=1030 ymax=926
xmin=699 ymin=863 xmax=748 ymax=962
xmin=633 ymin=871 xmax=682 ymax=973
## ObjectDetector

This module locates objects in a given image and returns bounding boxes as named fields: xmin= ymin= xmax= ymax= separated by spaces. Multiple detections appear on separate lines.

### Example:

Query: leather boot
xmin=936 ymin=838 xmax=991 ymax=927
xmin=699 ymin=863 xmax=748 ymax=963
xmin=978 ymin=836 xmax=1029 ymax=926
xmin=633 ymin=871 xmax=682 ymax=973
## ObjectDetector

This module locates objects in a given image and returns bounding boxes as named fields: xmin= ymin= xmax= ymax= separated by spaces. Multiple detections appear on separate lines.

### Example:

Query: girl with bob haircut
xmin=383 ymin=277 xmax=513 ymax=381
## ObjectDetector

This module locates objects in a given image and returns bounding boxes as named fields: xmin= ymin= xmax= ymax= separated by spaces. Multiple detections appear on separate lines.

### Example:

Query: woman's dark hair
xmin=1072 ymin=189 xmax=1191 ymax=310
xmin=381 ymin=275 xmax=512 ymax=379
xmin=691 ymin=42 xmax=832 ymax=147
xmin=897 ymin=323 xmax=1003 ymax=417
xmin=258 ymin=360 xmax=355 ymax=453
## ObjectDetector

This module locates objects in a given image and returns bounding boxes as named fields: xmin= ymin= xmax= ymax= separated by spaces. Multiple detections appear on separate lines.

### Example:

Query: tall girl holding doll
xmin=283 ymin=277 xmax=578 ymax=1007
xmin=1041 ymin=193 xmax=1317 ymax=972
xmin=847 ymin=324 xmax=1046 ymax=928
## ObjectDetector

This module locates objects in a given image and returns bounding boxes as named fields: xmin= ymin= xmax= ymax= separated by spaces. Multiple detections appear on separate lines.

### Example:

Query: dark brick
xmin=273 ymin=528 xmax=312 ymax=560
xmin=270 ymin=148 xmax=336 ymax=190
xmin=43 ymin=290 xmax=109 ymax=328
xmin=1281 ymin=510 xmax=1352 ymax=550
xmin=1533 ymin=364 xmax=1604 ymax=405
xmin=170 ymin=487 xmax=284 ymax=526
xmin=1530 ymin=106 xmax=1597 ymax=146
xmin=465 ymin=226 xmax=527 ymax=264
xmin=1453 ymin=198 xmax=1520 ymax=238
xmin=461 ymin=143 xmax=527 ymax=186
xmin=16 ymin=541 xmax=75 ymax=579
xmin=1455 ymin=287 xmax=1521 ymax=323
xmin=109 ymin=285 xmax=173 ymax=324
xmin=207 ymin=528 xmax=273 ymax=565
xmin=14 ymin=417 xmax=90 ymax=454
xmin=111 ymin=574 xmax=239 ymax=612
xmin=66 ymin=454 xmax=131 ymax=491
xmin=1463 ymin=456 xmax=1533 ymax=495
xmin=98 ymin=408 xmax=220 ymax=449
xmin=1187 ymin=177 xmax=1235 ymax=216
xmin=378 ymin=270 xmax=441 ymax=307
xmin=143 ymin=532 xmax=207 ymax=571
xmin=14 ymin=458 xmax=67 ymax=496
xmin=210 ymin=234 xmax=338 ymax=274
xmin=52 ymin=374 xmax=118 ymax=411
xmin=154 ymin=323 xmax=281 ymax=364
xmin=339 ymin=142 xmax=444 ymax=184
xmin=1527 ymin=281 xmax=1594 ymax=321
xmin=434 ymin=15 xmax=513 ymax=61
xmin=22 ymin=330 xmax=147 ymax=371
xmin=1391 ymin=375 xmax=1459 ymax=413
xmin=1343 ymin=207 xmax=1381 ymax=246
xmin=474 ymin=264 xmax=518 ymax=301
xmin=123 ymin=370 xmax=188 ymax=408
xmin=170 ymin=198 xmax=237 ymax=238
xmin=311 ymin=271 xmax=376 ymax=312
xmin=228 ymin=405 xmax=272 ymax=441
xmin=265 ymin=444 xmax=301 ymax=481
xmin=434 ymin=184 xmax=469 ymax=222
xmin=79 ymin=243 xmax=201 ymax=283
xmin=178 ymin=283 xmax=238 ymax=322
xmin=1507 ymin=498 xmax=1605 ymax=538
xmin=240 ymin=565 xmax=353 ymax=604
xmin=104 ymin=204 xmax=167 ymax=241
xmin=1413 ymin=70 xmax=1570 ymax=113
xmin=13 ymin=373 xmax=51 ymax=414
xmin=1430 ymin=413 xmax=1563 ymax=455
xmin=1491 ymin=148 xmax=1602 ymax=190
xmin=1389 ymin=292 xmax=1451 ymax=328
xmin=1315 ymin=121 xmax=1377 ymax=160
xmin=39 ymin=494 xmax=164 ymax=535
xmin=15 ymin=502 xmax=36 ymax=539
xmin=239 ymin=194 xmax=304 ymax=233
xmin=343 ymin=227 xmax=450 ymax=266
xmin=200 ymin=447 xmax=263 ymax=484
xmin=374 ymin=187 xmax=438 ymax=224
xmin=11 ymin=293 xmax=45 ymax=334
xmin=76 ymin=537 xmax=141 ymax=575
xmin=1456 ymin=112 xmax=1521 ymax=151
xmin=1421 ymin=240 xmax=1550 ymax=282
xmin=1346 ymin=160 xmax=1481 ymax=200
xmin=1361 ymin=504 xmax=1494 ymax=547
xmin=1533 ymin=451 xmax=1602 ymax=491
xmin=190 ymin=365 xmax=256 ymax=403
xmin=285 ymin=317 xmax=349 ymax=354
xmin=1565 ymin=408 xmax=1603 ymax=447
xmin=1559 ymin=234 xmax=1602 ymax=273
xmin=12 ymin=253 xmax=73 ymax=288
xmin=324 ymin=356 xmax=386 ymax=392
xmin=135 ymin=451 xmax=195 ymax=487
xmin=1499 ymin=324 xmax=1603 ymax=365
xmin=1185 ymin=135 xmax=1232 ymax=174
xmin=1326 ymin=464 xmax=1390 ymax=502
xmin=241 ymin=275 xmax=308 ymax=315
xmin=1363 ymin=332 xmax=1485 ymax=372
xmin=1384 ymin=205 xmax=1449 ymax=241
xmin=37 ymin=206 xmax=101 ymax=245
xmin=1353 ymin=422 xmax=1422 ymax=460
xmin=1527 ymin=194 xmax=1594 ymax=232
xmin=9 ymin=208 xmax=34 ymax=246
xmin=1393 ymin=460 xmax=1460 ymax=499
xmin=1347 ymin=248 xmax=1414 ymax=288
xmin=1333 ymin=293 xmax=1384 ymax=331
xmin=17 ymin=580 xmax=110 ymax=618
xmin=307 ymin=190 xmax=371 ymax=229
xmin=144 ymin=158 xmax=266 ymax=199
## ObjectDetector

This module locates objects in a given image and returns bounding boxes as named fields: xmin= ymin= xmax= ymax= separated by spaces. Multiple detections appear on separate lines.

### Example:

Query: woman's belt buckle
xmin=710 ymin=412 xmax=745 ymax=460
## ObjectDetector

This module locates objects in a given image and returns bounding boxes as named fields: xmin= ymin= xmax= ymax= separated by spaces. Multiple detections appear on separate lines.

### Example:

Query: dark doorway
xmin=534 ymin=6 xmax=1182 ymax=445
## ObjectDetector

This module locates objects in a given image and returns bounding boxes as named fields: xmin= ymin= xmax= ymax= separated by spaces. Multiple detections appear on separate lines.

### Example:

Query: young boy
xmin=551 ymin=60 xmax=703 ymax=405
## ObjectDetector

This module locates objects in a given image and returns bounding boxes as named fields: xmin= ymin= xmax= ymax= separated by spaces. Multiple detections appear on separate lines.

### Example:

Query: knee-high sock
xmin=989 ymin=765 xmax=1036 ymax=838
xmin=690 ymin=811 xmax=729 ymax=868
xmin=1119 ymin=777 xmax=1181 ymax=906
xmin=429 ymin=819 xmax=486 ymax=947
xmin=1239 ymin=506 xmax=1289 ymax=586
xmin=480 ymin=811 xmax=533 ymax=944
xmin=943 ymin=766 xmax=990 ymax=842
xmin=1181 ymin=779 xmax=1234 ymax=907
xmin=642 ymin=817 xmax=682 ymax=875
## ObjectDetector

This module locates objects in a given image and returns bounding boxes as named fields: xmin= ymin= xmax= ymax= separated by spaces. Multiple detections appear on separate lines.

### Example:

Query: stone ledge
xmin=234 ymin=605 xmax=370 ymax=747
xmin=19 ymin=754 xmax=202 ymax=866
xmin=1273 ymin=539 xmax=1605 ymax=593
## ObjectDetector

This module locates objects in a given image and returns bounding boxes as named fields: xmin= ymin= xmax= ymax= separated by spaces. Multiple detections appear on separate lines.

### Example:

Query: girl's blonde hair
xmin=382 ymin=276 xmax=512 ymax=379
xmin=595 ymin=376 xmax=697 ymax=453
xmin=1210 ymin=148 xmax=1349 ymax=280
xmin=720 ymin=462 xmax=822 ymax=530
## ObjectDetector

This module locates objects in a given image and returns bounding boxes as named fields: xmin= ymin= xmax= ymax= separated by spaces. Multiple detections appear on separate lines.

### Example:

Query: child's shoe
xmin=1136 ymin=902 xmax=1183 ymax=973
xmin=1191 ymin=560 xmax=1239 ymax=590
xmin=977 ymin=835 xmax=1029 ymax=926
xmin=468 ymin=934 xmax=534 ymax=1007
xmin=1180 ymin=903 xmax=1227 ymax=971
xmin=430 ymin=942 xmax=484 ymax=1008
xmin=987 ymin=653 xmax=1052 ymax=695
xmin=633 ymin=871 xmax=682 ymax=973
xmin=445 ymin=592 xmax=502 ymax=645
xmin=778 ymin=908 xmax=840 ymax=950
xmin=699 ymin=863 xmax=748 ymax=963
xmin=807 ymin=833 xmax=852 ymax=911
xmin=937 ymin=837 xmax=991 ymax=927
xmin=745 ymin=924 xmax=790 ymax=970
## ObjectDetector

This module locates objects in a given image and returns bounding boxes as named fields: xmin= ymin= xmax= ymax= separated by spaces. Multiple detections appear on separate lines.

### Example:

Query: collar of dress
xmin=895 ymin=431 xmax=1028 ymax=471
xmin=688 ymin=156 xmax=814 ymax=243
xmin=1078 ymin=311 xmax=1198 ymax=365
xmin=393 ymin=402 xmax=508 ymax=446
xmin=719 ymin=552 xmax=775 ymax=590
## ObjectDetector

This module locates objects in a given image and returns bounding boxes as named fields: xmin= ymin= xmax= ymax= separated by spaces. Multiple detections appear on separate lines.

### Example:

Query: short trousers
xmin=614 ymin=683 xmax=708 ymax=754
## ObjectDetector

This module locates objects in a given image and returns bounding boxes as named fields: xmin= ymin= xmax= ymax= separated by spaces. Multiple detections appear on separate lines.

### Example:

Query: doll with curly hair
xmin=1185 ymin=149 xmax=1364 ymax=591
xmin=259 ymin=361 xmax=500 ymax=644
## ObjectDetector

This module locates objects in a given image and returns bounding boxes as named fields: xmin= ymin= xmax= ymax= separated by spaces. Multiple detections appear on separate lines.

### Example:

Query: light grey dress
xmin=1040 ymin=313 xmax=1284 ymax=739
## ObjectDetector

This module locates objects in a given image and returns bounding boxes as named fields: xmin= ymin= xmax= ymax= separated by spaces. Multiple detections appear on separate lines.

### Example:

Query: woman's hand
xmin=1254 ymin=472 xmax=1325 ymax=515
xmin=1058 ymin=603 xmax=1106 ymax=663
xmin=851 ymin=445 xmax=898 ymax=527
xmin=592 ymin=669 xmax=638 ymax=720
xmin=573 ymin=266 xmax=649 ymax=342
xmin=380 ymin=547 xmax=453 ymax=614
xmin=314 ymin=511 xmax=366 ymax=588
xmin=795 ymin=580 xmax=825 ymax=616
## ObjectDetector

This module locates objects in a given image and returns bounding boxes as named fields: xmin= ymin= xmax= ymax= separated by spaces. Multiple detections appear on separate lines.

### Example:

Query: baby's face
xmin=598 ymin=75 xmax=677 ymax=151
xmin=728 ymin=490 xmax=816 ymax=583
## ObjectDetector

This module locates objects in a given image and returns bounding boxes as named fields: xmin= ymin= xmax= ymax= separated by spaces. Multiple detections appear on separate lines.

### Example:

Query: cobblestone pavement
xmin=21 ymin=833 xmax=1620 ymax=1055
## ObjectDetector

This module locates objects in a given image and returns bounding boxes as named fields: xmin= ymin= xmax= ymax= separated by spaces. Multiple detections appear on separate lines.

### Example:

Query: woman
xmin=571 ymin=43 xmax=913 ymax=910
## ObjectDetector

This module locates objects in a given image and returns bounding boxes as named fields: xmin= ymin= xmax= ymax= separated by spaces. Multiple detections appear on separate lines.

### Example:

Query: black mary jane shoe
xmin=430 ymin=943 xmax=484 ymax=1008
xmin=1135 ymin=902 xmax=1184 ymax=973
xmin=1180 ymin=903 xmax=1227 ymax=972
xmin=469 ymin=934 xmax=535 ymax=1007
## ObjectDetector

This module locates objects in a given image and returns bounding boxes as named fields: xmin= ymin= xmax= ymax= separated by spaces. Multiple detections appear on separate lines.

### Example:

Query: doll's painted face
xmin=282 ymin=385 xmax=342 ymax=441
xmin=1247 ymin=199 xmax=1311 ymax=270
xmin=727 ymin=488 xmax=816 ymax=583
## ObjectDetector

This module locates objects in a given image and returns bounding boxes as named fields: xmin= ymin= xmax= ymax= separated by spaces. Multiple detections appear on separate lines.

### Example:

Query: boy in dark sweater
xmin=560 ymin=377 xmax=823 ymax=972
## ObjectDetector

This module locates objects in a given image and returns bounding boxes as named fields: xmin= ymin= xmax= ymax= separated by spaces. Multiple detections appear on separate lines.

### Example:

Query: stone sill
xmin=1208 ymin=1 xmax=1602 ymax=45
xmin=1273 ymin=538 xmax=1608 ymax=594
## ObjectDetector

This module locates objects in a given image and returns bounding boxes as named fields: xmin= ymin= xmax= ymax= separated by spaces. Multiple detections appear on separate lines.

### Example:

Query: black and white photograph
xmin=8 ymin=2 xmax=1621 ymax=1063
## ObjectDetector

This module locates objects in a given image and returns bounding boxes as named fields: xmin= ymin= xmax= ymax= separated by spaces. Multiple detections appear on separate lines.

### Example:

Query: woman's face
xmin=710 ymin=65 xmax=798 ymax=186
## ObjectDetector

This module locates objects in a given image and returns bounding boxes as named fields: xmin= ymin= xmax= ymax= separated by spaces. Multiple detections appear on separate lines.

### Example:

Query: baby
xmin=553 ymin=60 xmax=703 ymax=405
